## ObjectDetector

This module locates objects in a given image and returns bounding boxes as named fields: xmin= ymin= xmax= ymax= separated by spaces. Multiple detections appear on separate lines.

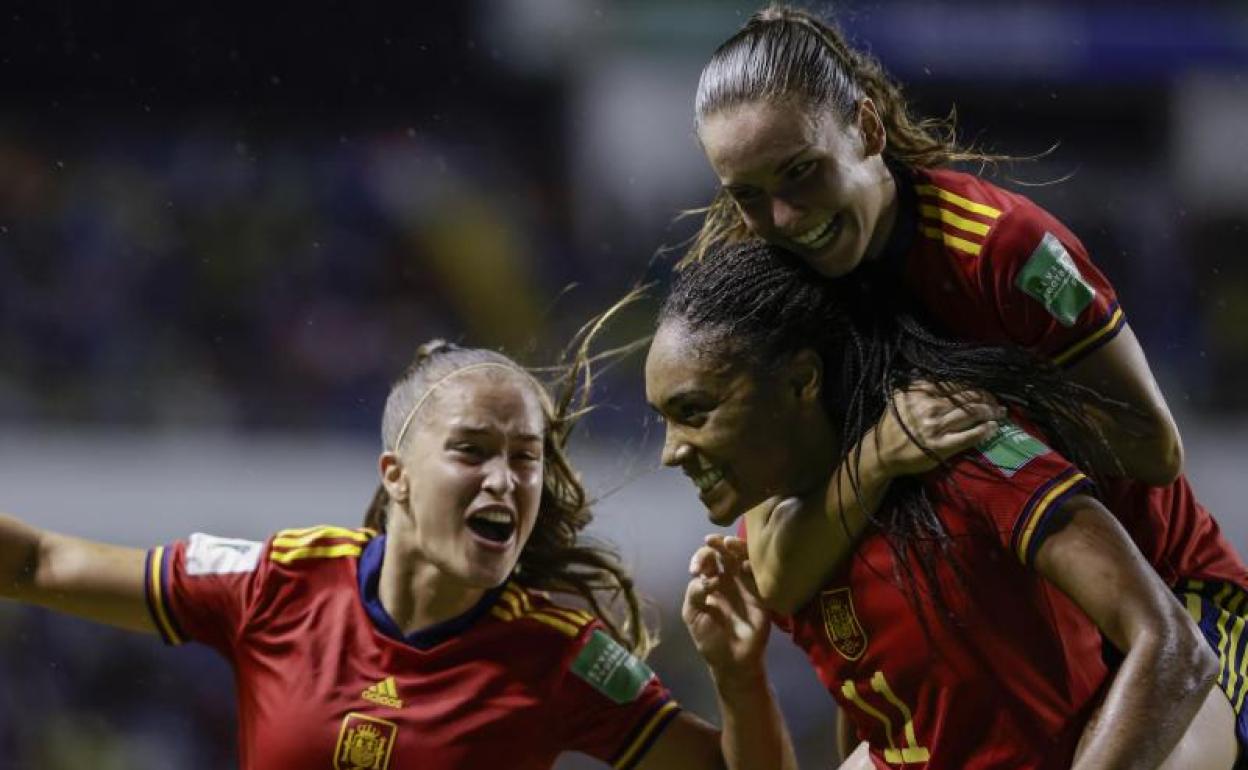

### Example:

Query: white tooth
xmin=477 ymin=511 xmax=512 ymax=523
xmin=692 ymin=468 xmax=724 ymax=492
xmin=794 ymin=218 xmax=835 ymax=246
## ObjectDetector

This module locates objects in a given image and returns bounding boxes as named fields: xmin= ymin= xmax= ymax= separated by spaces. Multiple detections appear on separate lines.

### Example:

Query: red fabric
xmin=146 ymin=528 xmax=674 ymax=770
xmin=777 ymin=426 xmax=1106 ymax=769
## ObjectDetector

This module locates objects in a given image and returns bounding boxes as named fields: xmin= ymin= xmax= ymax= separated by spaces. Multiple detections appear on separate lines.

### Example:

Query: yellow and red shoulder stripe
xmin=269 ymin=525 xmax=373 ymax=565
xmin=489 ymin=581 xmax=595 ymax=638
xmin=1012 ymin=468 xmax=1092 ymax=566
xmin=915 ymin=182 xmax=1003 ymax=257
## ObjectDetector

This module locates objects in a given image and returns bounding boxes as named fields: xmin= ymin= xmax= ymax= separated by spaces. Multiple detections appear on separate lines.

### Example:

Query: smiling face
xmin=381 ymin=369 xmax=546 ymax=590
xmin=698 ymin=98 xmax=897 ymax=278
xmin=644 ymin=319 xmax=835 ymax=526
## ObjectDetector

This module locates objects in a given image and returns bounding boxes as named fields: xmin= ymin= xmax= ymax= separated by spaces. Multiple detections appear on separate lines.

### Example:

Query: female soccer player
xmin=685 ymin=3 xmax=1197 ymax=617
xmin=0 ymin=340 xmax=794 ymax=770
xmin=647 ymin=240 xmax=1245 ymax=768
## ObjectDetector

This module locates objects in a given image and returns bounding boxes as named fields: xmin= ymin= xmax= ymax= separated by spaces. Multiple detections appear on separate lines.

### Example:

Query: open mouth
xmin=790 ymin=214 xmax=842 ymax=251
xmin=466 ymin=509 xmax=516 ymax=544
xmin=690 ymin=467 xmax=724 ymax=493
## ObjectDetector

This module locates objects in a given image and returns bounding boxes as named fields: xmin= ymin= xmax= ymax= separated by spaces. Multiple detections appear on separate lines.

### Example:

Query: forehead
xmin=644 ymin=322 xmax=735 ymax=399
xmin=424 ymin=369 xmax=546 ymax=435
xmin=698 ymin=100 xmax=818 ymax=180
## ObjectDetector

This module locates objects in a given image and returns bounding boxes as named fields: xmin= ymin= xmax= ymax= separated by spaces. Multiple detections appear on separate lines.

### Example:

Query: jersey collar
xmin=357 ymin=534 xmax=507 ymax=650
xmin=875 ymin=160 xmax=918 ymax=276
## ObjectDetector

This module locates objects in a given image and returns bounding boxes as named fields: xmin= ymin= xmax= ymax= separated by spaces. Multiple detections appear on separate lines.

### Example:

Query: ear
xmin=784 ymin=349 xmax=824 ymax=405
xmin=378 ymin=451 xmax=408 ymax=502
xmin=857 ymin=98 xmax=886 ymax=157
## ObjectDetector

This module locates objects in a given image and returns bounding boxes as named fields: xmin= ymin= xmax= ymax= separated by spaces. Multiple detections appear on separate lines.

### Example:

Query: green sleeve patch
xmin=1014 ymin=232 xmax=1096 ymax=327
xmin=570 ymin=629 xmax=654 ymax=704
xmin=976 ymin=421 xmax=1050 ymax=477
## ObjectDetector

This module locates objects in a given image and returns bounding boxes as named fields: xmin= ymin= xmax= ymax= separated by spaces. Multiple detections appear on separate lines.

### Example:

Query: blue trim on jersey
xmin=356 ymin=534 xmax=507 ymax=650
xmin=1180 ymin=580 xmax=1248 ymax=758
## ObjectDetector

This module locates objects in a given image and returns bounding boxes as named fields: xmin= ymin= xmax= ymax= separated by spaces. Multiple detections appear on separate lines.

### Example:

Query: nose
xmin=661 ymin=428 xmax=691 ymax=468
xmin=481 ymin=456 xmax=516 ymax=498
xmin=770 ymin=196 xmax=804 ymax=232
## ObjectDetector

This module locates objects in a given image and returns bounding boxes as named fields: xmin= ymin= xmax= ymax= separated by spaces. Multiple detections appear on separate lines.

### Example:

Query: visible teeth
xmin=690 ymin=468 xmax=724 ymax=492
xmin=475 ymin=510 xmax=513 ymax=524
xmin=792 ymin=217 xmax=837 ymax=247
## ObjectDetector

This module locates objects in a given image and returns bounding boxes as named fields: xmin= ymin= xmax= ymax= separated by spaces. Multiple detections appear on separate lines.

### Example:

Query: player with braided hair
xmin=686 ymin=3 xmax=1193 ymax=620
xmin=650 ymin=239 xmax=1245 ymax=768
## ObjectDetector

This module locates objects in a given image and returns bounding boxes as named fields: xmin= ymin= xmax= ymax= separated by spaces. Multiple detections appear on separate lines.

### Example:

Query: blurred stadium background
xmin=1 ymin=1 xmax=1246 ymax=767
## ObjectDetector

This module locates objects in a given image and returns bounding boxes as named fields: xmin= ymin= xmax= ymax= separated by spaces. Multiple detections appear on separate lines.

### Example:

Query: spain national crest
xmin=820 ymin=587 xmax=867 ymax=661
xmin=335 ymin=713 xmax=397 ymax=770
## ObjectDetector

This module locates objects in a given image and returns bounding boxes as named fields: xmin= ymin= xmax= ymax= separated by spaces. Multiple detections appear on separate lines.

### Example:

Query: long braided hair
xmin=363 ymin=336 xmax=655 ymax=656
xmin=685 ymin=3 xmax=1007 ymax=266
xmin=659 ymin=239 xmax=1111 ymax=621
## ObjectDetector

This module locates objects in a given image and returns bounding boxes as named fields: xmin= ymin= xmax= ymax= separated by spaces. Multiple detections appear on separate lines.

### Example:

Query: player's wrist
xmin=709 ymin=662 xmax=770 ymax=698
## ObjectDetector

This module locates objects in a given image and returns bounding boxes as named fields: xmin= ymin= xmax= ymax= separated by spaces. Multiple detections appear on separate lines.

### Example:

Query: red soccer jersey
xmin=874 ymin=165 xmax=1248 ymax=592
xmin=144 ymin=526 xmax=679 ymax=770
xmin=883 ymin=165 xmax=1123 ymax=367
xmin=782 ymin=421 xmax=1109 ymax=769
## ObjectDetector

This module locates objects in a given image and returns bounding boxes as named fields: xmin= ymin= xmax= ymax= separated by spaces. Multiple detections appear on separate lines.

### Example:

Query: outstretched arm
xmin=748 ymin=383 xmax=1004 ymax=613
xmin=1034 ymin=496 xmax=1217 ymax=769
xmin=0 ymin=513 xmax=153 ymax=633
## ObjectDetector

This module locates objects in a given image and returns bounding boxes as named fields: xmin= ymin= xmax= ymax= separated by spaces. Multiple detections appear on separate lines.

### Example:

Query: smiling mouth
xmin=790 ymin=215 xmax=841 ymax=250
xmin=688 ymin=466 xmax=724 ymax=493
xmin=466 ymin=509 xmax=516 ymax=544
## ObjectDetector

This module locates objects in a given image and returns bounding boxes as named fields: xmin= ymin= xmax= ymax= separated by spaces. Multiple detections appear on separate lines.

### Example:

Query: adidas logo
xmin=362 ymin=676 xmax=403 ymax=709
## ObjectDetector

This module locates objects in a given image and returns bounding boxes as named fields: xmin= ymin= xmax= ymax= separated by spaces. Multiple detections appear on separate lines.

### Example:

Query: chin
xmin=809 ymin=247 xmax=866 ymax=279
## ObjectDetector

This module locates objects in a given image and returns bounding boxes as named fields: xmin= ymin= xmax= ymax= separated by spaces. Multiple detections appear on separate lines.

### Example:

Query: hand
xmin=873 ymin=380 xmax=1006 ymax=477
xmin=682 ymin=534 xmax=770 ymax=679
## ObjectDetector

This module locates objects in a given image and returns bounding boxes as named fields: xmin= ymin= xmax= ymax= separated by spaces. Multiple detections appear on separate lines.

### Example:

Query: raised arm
xmin=658 ymin=536 xmax=798 ymax=770
xmin=1065 ymin=327 xmax=1183 ymax=485
xmin=0 ymin=513 xmax=154 ymax=633
xmin=1033 ymin=496 xmax=1222 ymax=769
xmin=747 ymin=383 xmax=1004 ymax=613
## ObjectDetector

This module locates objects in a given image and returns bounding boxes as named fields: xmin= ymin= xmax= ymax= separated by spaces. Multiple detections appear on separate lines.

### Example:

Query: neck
xmin=377 ymin=530 xmax=486 ymax=635
xmin=862 ymin=159 xmax=899 ymax=264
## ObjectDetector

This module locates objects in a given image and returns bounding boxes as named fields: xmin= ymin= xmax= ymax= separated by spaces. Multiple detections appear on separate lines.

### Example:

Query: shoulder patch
xmin=1015 ymin=232 xmax=1096 ymax=326
xmin=570 ymin=629 xmax=654 ymax=704
xmin=186 ymin=533 xmax=264 ymax=576
xmin=976 ymin=421 xmax=1050 ymax=477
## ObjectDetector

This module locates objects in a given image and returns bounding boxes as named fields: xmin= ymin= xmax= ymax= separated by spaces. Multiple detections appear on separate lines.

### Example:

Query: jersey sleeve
xmin=144 ymin=532 xmax=268 ymax=653
xmin=980 ymin=203 xmax=1126 ymax=367
xmin=553 ymin=623 xmax=682 ymax=769
xmin=939 ymin=420 xmax=1095 ymax=567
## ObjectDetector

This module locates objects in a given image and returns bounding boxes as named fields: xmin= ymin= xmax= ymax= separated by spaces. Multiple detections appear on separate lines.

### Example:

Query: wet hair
xmin=659 ymin=239 xmax=1110 ymax=622
xmin=364 ymin=339 xmax=655 ymax=656
xmin=685 ymin=3 xmax=1005 ymax=266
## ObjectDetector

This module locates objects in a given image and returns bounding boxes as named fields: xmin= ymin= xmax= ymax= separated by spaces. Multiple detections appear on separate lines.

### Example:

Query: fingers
xmin=688 ymin=544 xmax=722 ymax=578
xmin=893 ymin=384 xmax=1007 ymax=442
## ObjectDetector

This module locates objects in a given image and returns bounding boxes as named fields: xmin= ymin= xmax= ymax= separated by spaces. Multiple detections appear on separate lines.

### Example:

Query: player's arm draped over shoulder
xmin=0 ymin=513 xmax=154 ymax=633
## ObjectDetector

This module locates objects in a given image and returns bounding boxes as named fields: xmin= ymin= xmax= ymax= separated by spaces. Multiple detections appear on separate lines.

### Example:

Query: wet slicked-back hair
xmin=660 ymin=240 xmax=1109 ymax=622
xmin=364 ymin=339 xmax=654 ymax=656
xmin=686 ymin=3 xmax=1004 ymax=266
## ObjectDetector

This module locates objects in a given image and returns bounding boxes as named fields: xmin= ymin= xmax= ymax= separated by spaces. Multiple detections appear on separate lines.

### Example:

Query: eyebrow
xmin=656 ymin=388 xmax=714 ymax=412
xmin=721 ymin=145 xmax=812 ymax=186
xmin=772 ymin=145 xmax=811 ymax=175
xmin=450 ymin=426 xmax=542 ymax=443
